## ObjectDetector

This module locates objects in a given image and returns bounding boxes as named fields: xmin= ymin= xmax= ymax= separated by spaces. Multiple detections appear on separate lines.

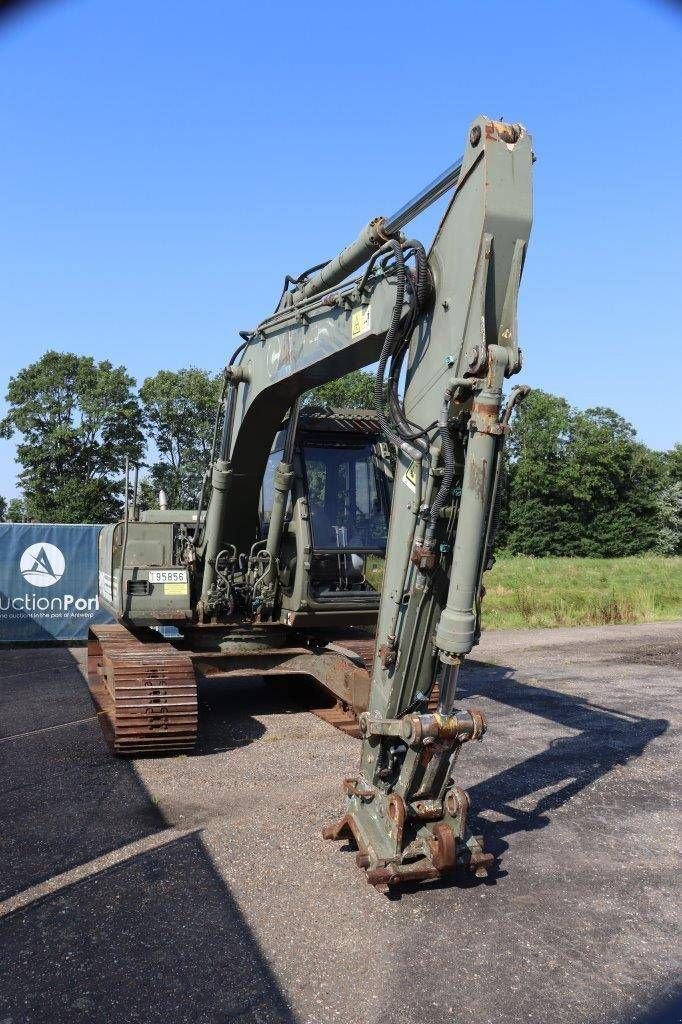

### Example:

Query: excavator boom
xmin=91 ymin=115 xmax=533 ymax=888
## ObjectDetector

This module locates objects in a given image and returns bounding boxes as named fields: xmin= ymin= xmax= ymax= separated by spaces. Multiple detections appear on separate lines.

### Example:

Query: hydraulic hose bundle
xmin=373 ymin=239 xmax=432 ymax=460
xmin=425 ymin=386 xmax=457 ymax=544
xmin=372 ymin=239 xmax=456 ymax=550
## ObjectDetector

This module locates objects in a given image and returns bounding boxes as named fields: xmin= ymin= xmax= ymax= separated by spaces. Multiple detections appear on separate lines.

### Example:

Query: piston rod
xmin=382 ymin=155 xmax=463 ymax=236
xmin=292 ymin=154 xmax=463 ymax=303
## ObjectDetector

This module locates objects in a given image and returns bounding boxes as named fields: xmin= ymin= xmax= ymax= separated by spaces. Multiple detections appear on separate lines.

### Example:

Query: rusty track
xmin=87 ymin=625 xmax=375 ymax=753
xmin=85 ymin=622 xmax=441 ymax=754
xmin=308 ymin=634 xmax=375 ymax=737
xmin=308 ymin=700 xmax=362 ymax=738
xmin=87 ymin=625 xmax=198 ymax=756
xmin=327 ymin=635 xmax=375 ymax=672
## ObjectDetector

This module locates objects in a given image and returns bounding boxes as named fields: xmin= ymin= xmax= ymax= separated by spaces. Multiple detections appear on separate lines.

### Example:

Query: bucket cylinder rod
xmin=292 ymin=155 xmax=463 ymax=304
xmin=382 ymin=156 xmax=463 ymax=235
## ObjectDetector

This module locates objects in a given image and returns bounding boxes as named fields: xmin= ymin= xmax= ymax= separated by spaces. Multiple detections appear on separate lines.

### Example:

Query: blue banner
xmin=0 ymin=524 xmax=114 ymax=642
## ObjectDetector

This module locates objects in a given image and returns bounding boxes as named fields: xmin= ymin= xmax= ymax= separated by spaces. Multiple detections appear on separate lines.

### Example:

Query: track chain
xmin=87 ymin=625 xmax=197 ymax=756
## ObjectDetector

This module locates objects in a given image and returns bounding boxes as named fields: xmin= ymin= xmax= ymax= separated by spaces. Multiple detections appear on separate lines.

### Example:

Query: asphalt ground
xmin=0 ymin=621 xmax=680 ymax=1024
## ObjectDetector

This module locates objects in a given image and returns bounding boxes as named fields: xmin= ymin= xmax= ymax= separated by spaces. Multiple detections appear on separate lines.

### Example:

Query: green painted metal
xmin=99 ymin=115 xmax=533 ymax=885
xmin=328 ymin=117 xmax=533 ymax=883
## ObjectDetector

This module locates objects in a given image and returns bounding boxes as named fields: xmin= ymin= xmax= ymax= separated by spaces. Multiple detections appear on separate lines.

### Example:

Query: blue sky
xmin=1 ymin=0 xmax=681 ymax=497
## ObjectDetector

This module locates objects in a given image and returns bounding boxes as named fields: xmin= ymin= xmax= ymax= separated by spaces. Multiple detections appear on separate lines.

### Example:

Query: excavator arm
xmin=193 ymin=115 xmax=534 ymax=884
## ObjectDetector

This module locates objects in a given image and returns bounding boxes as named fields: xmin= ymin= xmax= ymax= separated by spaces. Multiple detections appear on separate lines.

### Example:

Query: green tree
xmin=656 ymin=481 xmax=682 ymax=555
xmin=500 ymin=391 xmax=579 ymax=555
xmin=6 ymin=497 xmax=26 ymax=522
xmin=664 ymin=443 xmax=682 ymax=484
xmin=568 ymin=407 xmax=663 ymax=555
xmin=655 ymin=443 xmax=682 ymax=555
xmin=499 ymin=391 xmax=666 ymax=557
xmin=0 ymin=496 xmax=7 ymax=521
xmin=0 ymin=351 xmax=143 ymax=523
xmin=304 ymin=370 xmax=375 ymax=410
xmin=139 ymin=367 xmax=223 ymax=508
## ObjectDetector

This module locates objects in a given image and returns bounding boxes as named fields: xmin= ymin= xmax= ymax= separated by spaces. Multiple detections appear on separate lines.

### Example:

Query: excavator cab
xmin=261 ymin=408 xmax=391 ymax=625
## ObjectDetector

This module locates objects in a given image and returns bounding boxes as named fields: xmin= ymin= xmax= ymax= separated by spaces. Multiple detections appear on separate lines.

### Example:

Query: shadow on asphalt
xmin=0 ymin=646 xmax=297 ymax=1023
xmin=629 ymin=991 xmax=682 ymax=1024
xmin=194 ymin=670 xmax=341 ymax=756
xmin=0 ymin=647 xmax=167 ymax=899
xmin=195 ymin=656 xmax=669 ymax=866
xmin=0 ymin=644 xmax=673 ymax=1022
xmin=195 ymin=654 xmax=670 ymax=901
xmin=459 ymin=659 xmax=669 ymax=861
xmin=0 ymin=830 xmax=296 ymax=1023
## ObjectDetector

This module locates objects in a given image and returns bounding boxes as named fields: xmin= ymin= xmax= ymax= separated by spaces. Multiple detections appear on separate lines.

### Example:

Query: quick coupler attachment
xmin=323 ymin=708 xmax=494 ymax=890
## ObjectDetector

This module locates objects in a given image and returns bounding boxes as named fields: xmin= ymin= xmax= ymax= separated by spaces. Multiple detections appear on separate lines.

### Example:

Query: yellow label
xmin=164 ymin=583 xmax=188 ymax=596
xmin=351 ymin=306 xmax=371 ymax=338
xmin=402 ymin=460 xmax=418 ymax=493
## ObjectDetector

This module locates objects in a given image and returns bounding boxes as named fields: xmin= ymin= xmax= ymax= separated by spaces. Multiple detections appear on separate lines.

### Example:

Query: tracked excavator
xmin=89 ymin=115 xmax=533 ymax=888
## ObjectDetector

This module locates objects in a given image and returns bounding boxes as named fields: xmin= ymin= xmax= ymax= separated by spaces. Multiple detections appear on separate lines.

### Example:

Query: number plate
xmin=148 ymin=569 xmax=188 ymax=584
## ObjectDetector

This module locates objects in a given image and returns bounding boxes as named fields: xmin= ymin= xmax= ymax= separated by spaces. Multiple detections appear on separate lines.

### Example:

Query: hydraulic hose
xmin=374 ymin=240 xmax=432 ymax=458
xmin=217 ymin=338 xmax=250 ymax=463
xmin=386 ymin=242 xmax=430 ymax=449
xmin=425 ymin=387 xmax=457 ymax=543
xmin=373 ymin=241 xmax=422 ymax=460
xmin=373 ymin=237 xmax=438 ymax=673
xmin=405 ymin=240 xmax=429 ymax=306
xmin=276 ymin=260 xmax=332 ymax=311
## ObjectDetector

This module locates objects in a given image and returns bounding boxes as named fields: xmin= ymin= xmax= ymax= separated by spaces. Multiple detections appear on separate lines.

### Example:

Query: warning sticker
xmin=351 ymin=306 xmax=371 ymax=338
xmin=402 ymin=460 xmax=418 ymax=493
xmin=164 ymin=583 xmax=189 ymax=596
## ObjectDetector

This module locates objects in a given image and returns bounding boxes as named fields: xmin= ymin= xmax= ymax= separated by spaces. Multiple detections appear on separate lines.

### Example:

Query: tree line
xmin=0 ymin=351 xmax=221 ymax=523
xmin=1 ymin=351 xmax=680 ymax=556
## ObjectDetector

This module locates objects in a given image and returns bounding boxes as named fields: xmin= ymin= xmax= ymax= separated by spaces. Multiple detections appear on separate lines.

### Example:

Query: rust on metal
xmin=401 ymin=710 xmax=487 ymax=746
xmin=386 ymin=793 xmax=407 ymax=846
xmin=429 ymin=822 xmax=457 ymax=871
xmin=324 ymin=790 xmax=473 ymax=891
xmin=379 ymin=642 xmax=396 ymax=670
xmin=342 ymin=777 xmax=376 ymax=801
xmin=192 ymin=630 xmax=375 ymax=738
xmin=410 ymin=542 xmax=437 ymax=569
xmin=410 ymin=799 xmax=443 ymax=821
xmin=87 ymin=625 xmax=198 ymax=756
xmin=322 ymin=812 xmax=365 ymax=849
xmin=444 ymin=786 xmax=470 ymax=824
xmin=485 ymin=121 xmax=521 ymax=144
xmin=467 ymin=849 xmax=495 ymax=878
xmin=311 ymin=701 xmax=362 ymax=738
xmin=468 ymin=708 xmax=487 ymax=740
xmin=471 ymin=397 xmax=505 ymax=437
xmin=365 ymin=863 xmax=441 ymax=888
xmin=430 ymin=709 xmax=486 ymax=743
